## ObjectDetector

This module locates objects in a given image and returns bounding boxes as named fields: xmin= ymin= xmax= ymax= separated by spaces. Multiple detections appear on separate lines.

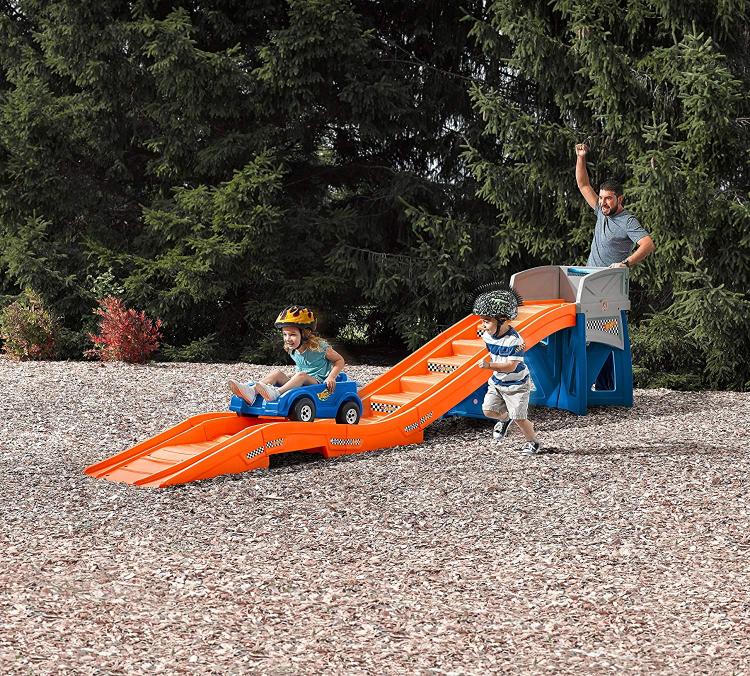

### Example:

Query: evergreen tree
xmin=0 ymin=1 xmax=289 ymax=357
xmin=465 ymin=0 xmax=750 ymax=388
xmin=1 ymin=1 xmax=748 ymax=389
xmin=326 ymin=0 xmax=496 ymax=350
xmin=0 ymin=1 xmax=492 ymax=358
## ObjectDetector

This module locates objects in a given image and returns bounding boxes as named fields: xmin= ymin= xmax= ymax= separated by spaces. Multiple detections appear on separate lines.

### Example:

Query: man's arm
xmin=575 ymin=143 xmax=598 ymax=210
xmin=609 ymin=235 xmax=655 ymax=269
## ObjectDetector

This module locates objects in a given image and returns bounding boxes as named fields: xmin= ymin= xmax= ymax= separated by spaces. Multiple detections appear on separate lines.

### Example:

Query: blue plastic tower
xmin=446 ymin=266 xmax=633 ymax=417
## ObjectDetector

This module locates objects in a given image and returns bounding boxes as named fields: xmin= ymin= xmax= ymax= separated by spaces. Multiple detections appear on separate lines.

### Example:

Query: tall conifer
xmin=465 ymin=0 xmax=750 ymax=387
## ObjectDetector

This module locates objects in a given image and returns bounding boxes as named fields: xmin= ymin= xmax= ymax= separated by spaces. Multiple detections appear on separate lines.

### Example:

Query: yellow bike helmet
xmin=274 ymin=305 xmax=317 ymax=331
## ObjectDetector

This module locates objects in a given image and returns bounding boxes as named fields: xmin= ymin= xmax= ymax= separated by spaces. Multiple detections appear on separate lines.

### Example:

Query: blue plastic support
xmin=586 ymin=310 xmax=633 ymax=408
xmin=444 ymin=384 xmax=489 ymax=420
xmin=523 ymin=335 xmax=559 ymax=408
xmin=552 ymin=315 xmax=589 ymax=415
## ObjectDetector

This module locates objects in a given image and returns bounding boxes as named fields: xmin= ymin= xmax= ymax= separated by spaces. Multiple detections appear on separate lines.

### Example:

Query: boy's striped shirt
xmin=481 ymin=327 xmax=529 ymax=387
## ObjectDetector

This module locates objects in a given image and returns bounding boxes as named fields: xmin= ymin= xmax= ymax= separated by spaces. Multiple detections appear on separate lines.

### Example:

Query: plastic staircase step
xmin=369 ymin=391 xmax=419 ymax=415
xmin=400 ymin=373 xmax=445 ymax=392
xmin=427 ymin=355 xmax=470 ymax=373
xmin=451 ymin=339 xmax=484 ymax=355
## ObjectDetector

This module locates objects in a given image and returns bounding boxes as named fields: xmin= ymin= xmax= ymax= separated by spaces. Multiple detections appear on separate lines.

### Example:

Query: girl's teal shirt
xmin=290 ymin=340 xmax=332 ymax=382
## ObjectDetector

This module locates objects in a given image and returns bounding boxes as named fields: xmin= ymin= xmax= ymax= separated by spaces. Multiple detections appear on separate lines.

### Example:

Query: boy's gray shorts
xmin=483 ymin=381 xmax=531 ymax=420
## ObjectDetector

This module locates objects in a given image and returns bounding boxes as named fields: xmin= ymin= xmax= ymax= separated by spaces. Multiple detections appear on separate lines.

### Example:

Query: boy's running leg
xmin=501 ymin=384 xmax=541 ymax=454
xmin=483 ymin=382 xmax=512 ymax=441
xmin=491 ymin=416 xmax=512 ymax=440
xmin=515 ymin=419 xmax=542 ymax=455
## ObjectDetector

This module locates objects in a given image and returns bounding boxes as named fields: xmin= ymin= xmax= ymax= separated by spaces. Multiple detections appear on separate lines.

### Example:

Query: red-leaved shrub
xmin=86 ymin=296 xmax=162 ymax=363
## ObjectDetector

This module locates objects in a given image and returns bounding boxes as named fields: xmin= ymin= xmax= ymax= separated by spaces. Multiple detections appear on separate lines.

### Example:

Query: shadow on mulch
xmin=268 ymin=450 xmax=324 ymax=471
xmin=428 ymin=398 xmax=734 ymax=437
xmin=266 ymin=447 xmax=396 ymax=472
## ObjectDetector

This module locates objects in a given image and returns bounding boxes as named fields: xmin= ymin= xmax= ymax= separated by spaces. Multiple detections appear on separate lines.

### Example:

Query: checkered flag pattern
xmin=586 ymin=317 xmax=621 ymax=337
xmin=371 ymin=401 xmax=400 ymax=413
xmin=246 ymin=438 xmax=285 ymax=460
xmin=403 ymin=411 xmax=433 ymax=434
xmin=427 ymin=361 xmax=458 ymax=374
xmin=329 ymin=438 xmax=362 ymax=446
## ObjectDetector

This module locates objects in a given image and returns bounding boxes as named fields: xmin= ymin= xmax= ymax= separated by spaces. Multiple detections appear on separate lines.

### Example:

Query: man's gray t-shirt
xmin=586 ymin=206 xmax=650 ymax=267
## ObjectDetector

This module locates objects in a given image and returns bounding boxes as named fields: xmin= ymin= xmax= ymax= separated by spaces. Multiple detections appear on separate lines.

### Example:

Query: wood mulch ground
xmin=1 ymin=360 xmax=749 ymax=674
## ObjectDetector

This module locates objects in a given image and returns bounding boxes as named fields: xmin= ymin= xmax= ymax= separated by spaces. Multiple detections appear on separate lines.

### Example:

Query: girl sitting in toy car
xmin=228 ymin=306 xmax=345 ymax=405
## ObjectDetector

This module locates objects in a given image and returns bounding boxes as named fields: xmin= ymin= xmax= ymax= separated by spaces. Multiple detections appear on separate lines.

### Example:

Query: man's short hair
xmin=599 ymin=178 xmax=623 ymax=196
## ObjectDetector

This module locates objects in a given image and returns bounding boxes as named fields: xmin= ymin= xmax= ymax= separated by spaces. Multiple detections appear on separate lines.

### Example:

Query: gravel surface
xmin=1 ymin=360 xmax=749 ymax=675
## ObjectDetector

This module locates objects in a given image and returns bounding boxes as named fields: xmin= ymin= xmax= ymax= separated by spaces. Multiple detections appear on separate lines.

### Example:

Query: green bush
xmin=238 ymin=329 xmax=288 ymax=365
xmin=631 ymin=260 xmax=750 ymax=391
xmin=632 ymin=313 xmax=697 ymax=371
xmin=86 ymin=270 xmax=125 ymax=303
xmin=160 ymin=334 xmax=222 ymax=362
xmin=667 ymin=262 xmax=750 ymax=390
xmin=632 ymin=365 xmax=704 ymax=391
xmin=55 ymin=328 xmax=91 ymax=361
xmin=631 ymin=312 xmax=707 ymax=389
xmin=0 ymin=290 xmax=59 ymax=360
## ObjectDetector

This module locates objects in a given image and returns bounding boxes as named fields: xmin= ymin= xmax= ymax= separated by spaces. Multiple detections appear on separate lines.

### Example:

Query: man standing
xmin=575 ymin=143 xmax=655 ymax=269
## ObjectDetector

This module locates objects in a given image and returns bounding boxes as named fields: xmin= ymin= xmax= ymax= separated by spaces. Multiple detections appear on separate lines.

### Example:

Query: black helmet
xmin=472 ymin=285 xmax=523 ymax=320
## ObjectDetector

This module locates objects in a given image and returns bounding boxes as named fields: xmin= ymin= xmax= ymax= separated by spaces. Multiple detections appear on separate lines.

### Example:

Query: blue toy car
xmin=229 ymin=373 xmax=362 ymax=424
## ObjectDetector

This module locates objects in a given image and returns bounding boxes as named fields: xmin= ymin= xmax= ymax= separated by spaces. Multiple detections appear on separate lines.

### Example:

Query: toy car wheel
xmin=336 ymin=401 xmax=360 ymax=425
xmin=290 ymin=396 xmax=316 ymax=423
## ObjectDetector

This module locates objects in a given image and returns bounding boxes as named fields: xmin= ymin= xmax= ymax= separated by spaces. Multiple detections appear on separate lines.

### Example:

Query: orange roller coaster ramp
xmin=85 ymin=301 xmax=576 ymax=487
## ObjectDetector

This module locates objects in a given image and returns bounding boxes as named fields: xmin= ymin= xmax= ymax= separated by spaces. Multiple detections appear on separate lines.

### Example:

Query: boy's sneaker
xmin=255 ymin=382 xmax=281 ymax=402
xmin=520 ymin=441 xmax=542 ymax=456
xmin=229 ymin=379 xmax=256 ymax=405
xmin=493 ymin=419 xmax=512 ymax=440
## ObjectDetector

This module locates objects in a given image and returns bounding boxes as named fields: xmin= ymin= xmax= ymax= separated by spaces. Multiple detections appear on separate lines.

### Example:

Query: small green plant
xmin=87 ymin=269 xmax=125 ymax=301
xmin=631 ymin=313 xmax=705 ymax=389
xmin=667 ymin=261 xmax=750 ymax=390
xmin=0 ymin=290 xmax=59 ymax=360
xmin=86 ymin=296 xmax=163 ymax=364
